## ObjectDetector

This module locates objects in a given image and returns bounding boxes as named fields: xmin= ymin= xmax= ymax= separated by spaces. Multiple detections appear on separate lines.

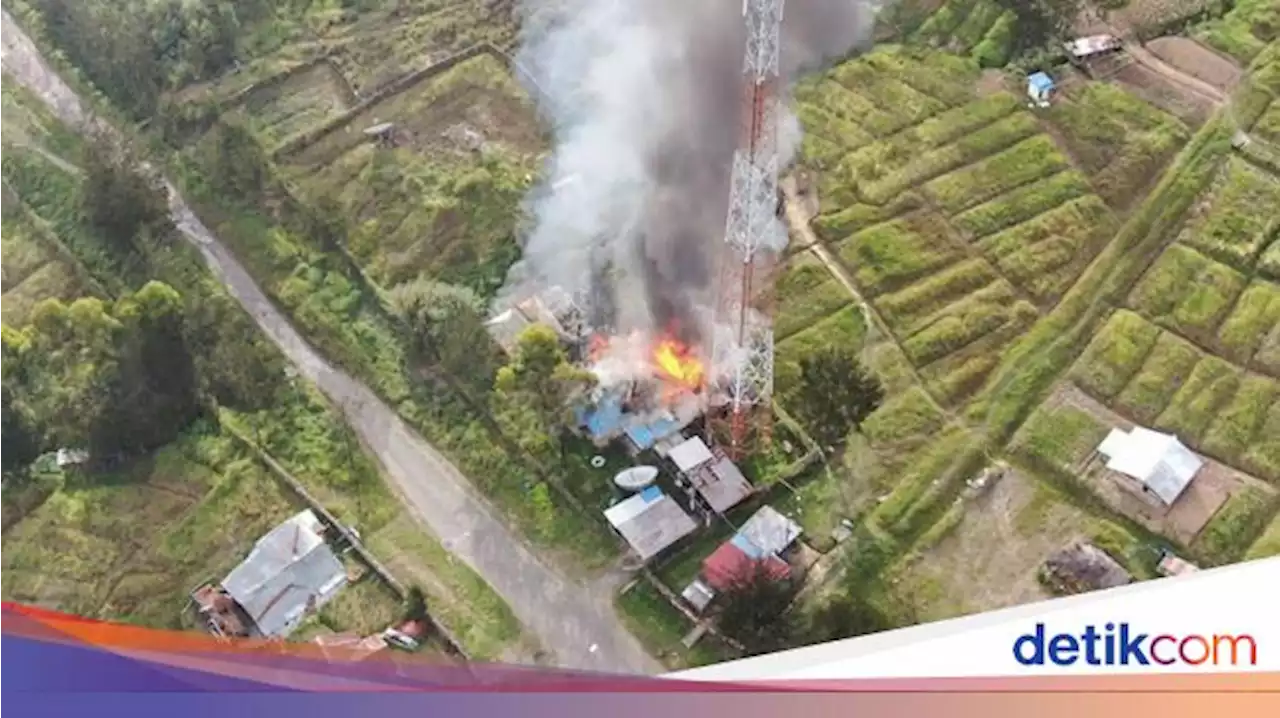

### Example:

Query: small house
xmin=603 ymin=486 xmax=698 ymax=561
xmin=220 ymin=509 xmax=348 ymax=638
xmin=668 ymin=436 xmax=753 ymax=514
xmin=1027 ymin=72 xmax=1056 ymax=107
xmin=681 ymin=505 xmax=802 ymax=613
xmin=1097 ymin=426 xmax=1203 ymax=508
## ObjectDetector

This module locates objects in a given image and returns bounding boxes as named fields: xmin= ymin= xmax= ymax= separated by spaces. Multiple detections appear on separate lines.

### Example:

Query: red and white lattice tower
xmin=708 ymin=0 xmax=784 ymax=461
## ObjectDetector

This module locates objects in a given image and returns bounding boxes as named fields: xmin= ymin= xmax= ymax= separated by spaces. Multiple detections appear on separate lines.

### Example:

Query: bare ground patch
xmin=884 ymin=470 xmax=1083 ymax=622
xmin=1111 ymin=65 xmax=1215 ymax=127
xmin=1147 ymin=37 xmax=1242 ymax=91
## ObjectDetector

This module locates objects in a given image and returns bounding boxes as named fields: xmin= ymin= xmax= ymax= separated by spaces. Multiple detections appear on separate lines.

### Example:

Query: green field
xmin=1176 ymin=158 xmax=1280 ymax=272
xmin=1045 ymin=82 xmax=1189 ymax=207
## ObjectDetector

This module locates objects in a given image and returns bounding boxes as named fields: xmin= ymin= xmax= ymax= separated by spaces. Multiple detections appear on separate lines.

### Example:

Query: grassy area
xmin=923 ymin=134 xmax=1069 ymax=214
xmin=1195 ymin=0 xmax=1280 ymax=64
xmin=1244 ymin=513 xmax=1280 ymax=560
xmin=614 ymin=581 xmax=738 ymax=671
xmin=284 ymin=53 xmax=541 ymax=296
xmin=775 ymin=253 xmax=853 ymax=340
xmin=1155 ymin=355 xmax=1242 ymax=442
xmin=364 ymin=514 xmax=524 ymax=660
xmin=1176 ymin=157 xmax=1280 ymax=273
xmin=1129 ymin=244 xmax=1248 ymax=342
xmin=1190 ymin=486 xmax=1278 ymax=565
xmin=1070 ymin=309 xmax=1164 ymax=401
xmin=1011 ymin=401 xmax=1110 ymax=475
xmin=2 ymin=422 xmax=301 ymax=626
xmin=1045 ymin=82 xmax=1189 ymax=207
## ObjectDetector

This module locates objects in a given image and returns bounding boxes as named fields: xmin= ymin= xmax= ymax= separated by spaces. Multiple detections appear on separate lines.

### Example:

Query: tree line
xmin=2 ymin=132 xmax=286 ymax=478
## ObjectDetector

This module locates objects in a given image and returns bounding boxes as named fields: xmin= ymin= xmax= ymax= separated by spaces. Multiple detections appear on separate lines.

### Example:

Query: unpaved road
xmin=2 ymin=11 xmax=659 ymax=675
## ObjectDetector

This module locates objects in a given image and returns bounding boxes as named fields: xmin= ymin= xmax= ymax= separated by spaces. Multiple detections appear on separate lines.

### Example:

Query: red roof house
xmin=701 ymin=535 xmax=790 ymax=592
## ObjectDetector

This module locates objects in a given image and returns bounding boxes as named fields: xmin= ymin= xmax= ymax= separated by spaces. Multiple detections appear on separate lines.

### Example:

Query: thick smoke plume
xmin=501 ymin=0 xmax=876 ymax=346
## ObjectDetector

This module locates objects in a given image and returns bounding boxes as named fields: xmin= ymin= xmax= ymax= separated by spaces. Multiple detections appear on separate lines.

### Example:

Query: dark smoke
xmin=501 ymin=0 xmax=877 ymax=342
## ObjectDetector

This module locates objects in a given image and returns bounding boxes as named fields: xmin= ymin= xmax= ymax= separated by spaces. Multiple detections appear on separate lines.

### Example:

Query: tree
xmin=80 ymin=132 xmax=172 ymax=262
xmin=104 ymin=281 xmax=202 ymax=454
xmin=793 ymin=346 xmax=884 ymax=448
xmin=8 ymin=297 xmax=124 ymax=451
xmin=2 ymin=386 xmax=43 ymax=476
xmin=186 ymin=292 xmax=285 ymax=413
xmin=204 ymin=120 xmax=270 ymax=198
xmin=403 ymin=586 xmax=428 ymax=623
xmin=715 ymin=562 xmax=801 ymax=656
xmin=388 ymin=278 xmax=498 ymax=391
xmin=493 ymin=324 xmax=595 ymax=446
xmin=798 ymin=596 xmax=888 ymax=646
xmin=994 ymin=0 xmax=1082 ymax=55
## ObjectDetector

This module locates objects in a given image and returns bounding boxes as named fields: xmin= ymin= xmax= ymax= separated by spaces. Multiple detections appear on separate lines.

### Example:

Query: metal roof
xmin=737 ymin=505 xmax=802 ymax=557
xmin=603 ymin=487 xmax=697 ymax=560
xmin=222 ymin=510 xmax=347 ymax=637
xmin=1098 ymin=427 xmax=1202 ymax=505
xmin=701 ymin=540 xmax=790 ymax=592
xmin=669 ymin=436 xmax=715 ymax=473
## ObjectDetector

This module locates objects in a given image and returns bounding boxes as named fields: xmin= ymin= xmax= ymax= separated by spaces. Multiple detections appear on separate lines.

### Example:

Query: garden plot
xmin=878 ymin=468 xmax=1140 ymax=623
xmin=1068 ymin=310 xmax=1280 ymax=483
xmin=912 ymin=0 xmax=1016 ymax=67
xmin=1044 ymin=82 xmax=1190 ymax=207
xmin=317 ymin=1 xmax=517 ymax=95
xmin=1128 ymin=243 xmax=1249 ymax=343
xmin=774 ymin=305 xmax=868 ymax=403
xmin=1 ymin=430 xmax=304 ymax=625
xmin=775 ymin=253 xmax=854 ymax=340
xmin=834 ymin=212 xmax=964 ymax=295
xmin=974 ymin=195 xmax=1116 ymax=304
xmin=1255 ymin=100 xmax=1280 ymax=144
xmin=1194 ymin=0 xmax=1280 ymax=65
xmin=923 ymin=134 xmax=1070 ymax=214
xmin=283 ymin=53 xmax=542 ymax=294
xmin=1174 ymin=157 xmax=1280 ymax=273
xmin=232 ymin=61 xmax=356 ymax=151
xmin=1217 ymin=280 xmax=1280 ymax=372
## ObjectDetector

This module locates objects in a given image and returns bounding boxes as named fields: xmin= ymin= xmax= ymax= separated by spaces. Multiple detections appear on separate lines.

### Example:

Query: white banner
xmin=672 ymin=557 xmax=1279 ymax=680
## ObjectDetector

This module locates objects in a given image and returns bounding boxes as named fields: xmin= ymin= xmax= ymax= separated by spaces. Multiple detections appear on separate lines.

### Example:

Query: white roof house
xmin=668 ymin=436 xmax=715 ymax=473
xmin=1097 ymin=427 xmax=1203 ymax=506
xmin=737 ymin=505 xmax=803 ymax=557
xmin=603 ymin=486 xmax=698 ymax=561
xmin=222 ymin=510 xmax=348 ymax=637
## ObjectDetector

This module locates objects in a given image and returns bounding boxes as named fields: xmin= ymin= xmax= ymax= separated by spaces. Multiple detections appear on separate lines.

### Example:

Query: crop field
xmin=1067 ymin=309 xmax=1280 ymax=483
xmin=1174 ymin=157 xmax=1280 ymax=272
xmin=911 ymin=0 xmax=1017 ymax=68
xmin=774 ymin=253 xmax=854 ymax=341
xmin=1 ymin=424 xmax=306 ymax=626
xmin=279 ymin=52 xmax=542 ymax=295
xmin=1195 ymin=0 xmax=1280 ymax=64
xmin=230 ymin=60 xmax=357 ymax=151
xmin=1044 ymin=82 xmax=1190 ymax=208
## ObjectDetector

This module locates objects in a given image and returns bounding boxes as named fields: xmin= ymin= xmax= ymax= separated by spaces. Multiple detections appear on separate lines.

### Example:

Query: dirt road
xmin=2 ymin=11 xmax=659 ymax=675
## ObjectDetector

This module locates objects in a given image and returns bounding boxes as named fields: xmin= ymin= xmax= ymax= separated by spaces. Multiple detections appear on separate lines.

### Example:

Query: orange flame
xmin=652 ymin=338 xmax=704 ymax=390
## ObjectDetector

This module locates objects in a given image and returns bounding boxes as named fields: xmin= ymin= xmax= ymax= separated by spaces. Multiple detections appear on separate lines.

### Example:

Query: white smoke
xmin=502 ymin=0 xmax=877 ymax=341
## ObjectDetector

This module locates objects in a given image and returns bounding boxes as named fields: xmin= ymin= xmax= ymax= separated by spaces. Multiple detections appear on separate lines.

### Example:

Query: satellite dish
xmin=614 ymin=466 xmax=659 ymax=492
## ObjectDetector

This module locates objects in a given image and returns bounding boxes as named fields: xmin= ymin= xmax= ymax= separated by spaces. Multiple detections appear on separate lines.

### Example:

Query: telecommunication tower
xmin=708 ymin=0 xmax=784 ymax=460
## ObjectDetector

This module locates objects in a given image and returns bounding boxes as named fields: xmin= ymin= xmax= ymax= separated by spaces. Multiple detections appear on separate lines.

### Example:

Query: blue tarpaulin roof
xmin=731 ymin=533 xmax=764 ymax=559
xmin=640 ymin=485 xmax=662 ymax=503
xmin=1028 ymin=72 xmax=1055 ymax=92
xmin=578 ymin=392 xmax=625 ymax=440
xmin=624 ymin=415 xmax=682 ymax=451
